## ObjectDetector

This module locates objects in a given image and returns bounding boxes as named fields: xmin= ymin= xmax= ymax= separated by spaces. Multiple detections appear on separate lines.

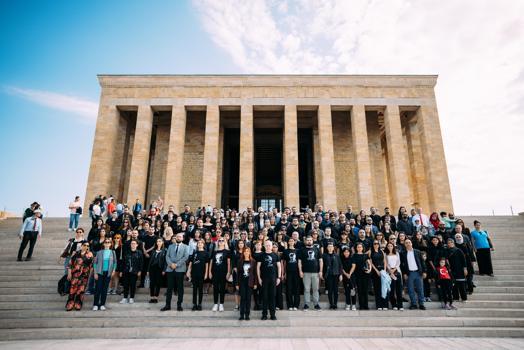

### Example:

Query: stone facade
xmin=85 ymin=75 xmax=454 ymax=213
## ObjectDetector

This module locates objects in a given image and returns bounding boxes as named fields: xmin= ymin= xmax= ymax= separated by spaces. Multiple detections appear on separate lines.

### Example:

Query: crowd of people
xmin=19 ymin=196 xmax=496 ymax=319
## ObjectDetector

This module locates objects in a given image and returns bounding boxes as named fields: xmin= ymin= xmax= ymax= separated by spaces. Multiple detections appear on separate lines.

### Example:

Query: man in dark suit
xmin=400 ymin=238 xmax=427 ymax=310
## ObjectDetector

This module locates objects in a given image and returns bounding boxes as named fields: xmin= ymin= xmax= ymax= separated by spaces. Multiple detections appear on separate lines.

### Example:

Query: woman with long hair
xmin=236 ymin=247 xmax=257 ymax=320
xmin=92 ymin=238 xmax=116 ymax=311
xmin=341 ymin=247 xmax=357 ymax=310
xmin=65 ymin=242 xmax=93 ymax=311
xmin=231 ymin=239 xmax=246 ymax=310
xmin=209 ymin=238 xmax=231 ymax=312
xmin=369 ymin=239 xmax=387 ymax=310
xmin=187 ymin=239 xmax=209 ymax=310
xmin=385 ymin=242 xmax=403 ymax=310
xmin=348 ymin=242 xmax=372 ymax=310
xmin=147 ymin=238 xmax=166 ymax=304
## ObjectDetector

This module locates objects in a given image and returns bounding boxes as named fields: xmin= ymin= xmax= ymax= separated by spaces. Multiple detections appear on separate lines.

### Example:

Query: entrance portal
xmin=255 ymin=128 xmax=283 ymax=211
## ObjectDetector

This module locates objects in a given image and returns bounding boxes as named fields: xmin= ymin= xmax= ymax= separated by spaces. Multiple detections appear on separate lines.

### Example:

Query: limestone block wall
xmin=332 ymin=111 xmax=357 ymax=210
xmin=147 ymin=124 xmax=169 ymax=205
xmin=367 ymin=113 xmax=390 ymax=210
xmin=180 ymin=112 xmax=205 ymax=210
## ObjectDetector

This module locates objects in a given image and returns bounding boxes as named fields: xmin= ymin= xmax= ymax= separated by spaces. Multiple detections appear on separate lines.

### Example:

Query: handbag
xmin=57 ymin=274 xmax=70 ymax=296
xmin=60 ymin=239 xmax=74 ymax=258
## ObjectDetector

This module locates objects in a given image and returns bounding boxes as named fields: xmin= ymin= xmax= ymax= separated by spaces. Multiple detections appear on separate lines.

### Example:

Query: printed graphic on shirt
xmin=307 ymin=250 xmax=316 ymax=261
xmin=243 ymin=262 xmax=251 ymax=277
xmin=215 ymin=252 xmax=223 ymax=265
xmin=288 ymin=252 xmax=296 ymax=263
xmin=265 ymin=254 xmax=274 ymax=267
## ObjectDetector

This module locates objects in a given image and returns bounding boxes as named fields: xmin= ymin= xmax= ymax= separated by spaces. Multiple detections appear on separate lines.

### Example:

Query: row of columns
xmin=86 ymin=103 xmax=452 ymax=213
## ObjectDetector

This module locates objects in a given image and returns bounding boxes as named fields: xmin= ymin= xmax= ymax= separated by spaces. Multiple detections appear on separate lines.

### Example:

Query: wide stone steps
xmin=1 ymin=216 xmax=524 ymax=340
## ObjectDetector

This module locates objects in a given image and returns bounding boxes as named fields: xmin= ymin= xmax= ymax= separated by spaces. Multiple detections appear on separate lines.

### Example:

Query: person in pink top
xmin=68 ymin=196 xmax=82 ymax=231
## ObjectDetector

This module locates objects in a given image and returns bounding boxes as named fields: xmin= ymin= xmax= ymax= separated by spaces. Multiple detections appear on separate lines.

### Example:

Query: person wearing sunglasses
xmin=209 ymin=238 xmax=231 ymax=312
xmin=92 ymin=239 xmax=116 ymax=311
xmin=65 ymin=242 xmax=93 ymax=311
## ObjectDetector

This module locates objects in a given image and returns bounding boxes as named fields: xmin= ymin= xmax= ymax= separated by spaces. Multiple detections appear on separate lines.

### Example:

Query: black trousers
xmin=437 ymin=279 xmax=453 ymax=304
xmin=476 ymin=248 xmax=493 ymax=275
xmin=355 ymin=273 xmax=369 ymax=309
xmin=389 ymin=272 xmax=403 ymax=309
xmin=253 ymin=283 xmax=262 ymax=309
xmin=261 ymin=277 xmax=276 ymax=317
xmin=165 ymin=271 xmax=185 ymax=307
xmin=453 ymin=280 xmax=467 ymax=301
xmin=275 ymin=281 xmax=284 ymax=310
xmin=423 ymin=276 xmax=431 ymax=298
xmin=285 ymin=272 xmax=301 ymax=309
xmin=239 ymin=278 xmax=252 ymax=317
xmin=371 ymin=273 xmax=387 ymax=309
xmin=149 ymin=265 xmax=163 ymax=297
xmin=140 ymin=257 xmax=150 ymax=286
xmin=343 ymin=278 xmax=356 ymax=306
xmin=123 ymin=272 xmax=138 ymax=298
xmin=213 ymin=274 xmax=227 ymax=304
xmin=192 ymin=275 xmax=204 ymax=305
xmin=18 ymin=231 xmax=38 ymax=260
xmin=94 ymin=271 xmax=111 ymax=306
xmin=326 ymin=274 xmax=340 ymax=307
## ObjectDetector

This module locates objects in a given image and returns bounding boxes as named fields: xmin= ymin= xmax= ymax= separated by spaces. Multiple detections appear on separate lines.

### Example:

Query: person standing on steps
xmin=161 ymin=232 xmax=189 ymax=312
xmin=471 ymin=220 xmax=494 ymax=277
xmin=92 ymin=238 xmax=117 ymax=311
xmin=257 ymin=240 xmax=281 ymax=320
xmin=348 ymin=242 xmax=372 ymax=310
xmin=68 ymin=196 xmax=82 ymax=232
xmin=148 ymin=238 xmax=166 ymax=304
xmin=237 ymin=247 xmax=256 ymax=320
xmin=282 ymin=237 xmax=301 ymax=310
xmin=18 ymin=209 xmax=43 ymax=262
xmin=119 ymin=239 xmax=143 ymax=305
xmin=298 ymin=235 xmax=323 ymax=311
xmin=65 ymin=242 xmax=93 ymax=311
xmin=208 ymin=238 xmax=231 ymax=312
xmin=322 ymin=241 xmax=343 ymax=309
xmin=400 ymin=238 xmax=427 ymax=310
xmin=186 ymin=239 xmax=209 ymax=311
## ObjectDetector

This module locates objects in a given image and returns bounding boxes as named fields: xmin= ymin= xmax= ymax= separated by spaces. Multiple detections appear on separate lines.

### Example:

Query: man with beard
xmin=161 ymin=233 xmax=189 ymax=311
xmin=257 ymin=240 xmax=281 ymax=320
xmin=298 ymin=236 xmax=323 ymax=311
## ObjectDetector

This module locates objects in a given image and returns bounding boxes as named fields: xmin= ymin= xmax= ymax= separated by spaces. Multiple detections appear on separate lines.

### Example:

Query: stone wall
xmin=180 ymin=112 xmax=205 ymax=210
xmin=332 ymin=111 xmax=357 ymax=210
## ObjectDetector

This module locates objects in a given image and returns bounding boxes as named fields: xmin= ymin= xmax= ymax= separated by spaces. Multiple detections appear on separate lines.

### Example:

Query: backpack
xmin=57 ymin=275 xmax=70 ymax=296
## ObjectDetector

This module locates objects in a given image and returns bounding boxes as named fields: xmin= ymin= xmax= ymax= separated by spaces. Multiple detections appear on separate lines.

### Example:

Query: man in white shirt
xmin=68 ymin=196 xmax=81 ymax=231
xmin=411 ymin=207 xmax=429 ymax=227
xmin=400 ymin=239 xmax=427 ymax=310
xmin=18 ymin=210 xmax=43 ymax=261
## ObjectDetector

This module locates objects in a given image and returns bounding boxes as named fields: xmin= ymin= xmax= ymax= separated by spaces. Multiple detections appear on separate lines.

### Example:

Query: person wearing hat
xmin=18 ymin=209 xmax=43 ymax=261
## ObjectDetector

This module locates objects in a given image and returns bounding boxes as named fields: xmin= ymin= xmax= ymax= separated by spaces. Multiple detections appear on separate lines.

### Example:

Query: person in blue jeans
xmin=68 ymin=196 xmax=82 ymax=232
xmin=400 ymin=238 xmax=427 ymax=310
xmin=92 ymin=239 xmax=117 ymax=311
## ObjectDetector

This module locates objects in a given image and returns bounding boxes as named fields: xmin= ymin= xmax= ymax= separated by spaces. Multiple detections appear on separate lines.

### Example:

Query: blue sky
xmin=1 ymin=0 xmax=523 ymax=217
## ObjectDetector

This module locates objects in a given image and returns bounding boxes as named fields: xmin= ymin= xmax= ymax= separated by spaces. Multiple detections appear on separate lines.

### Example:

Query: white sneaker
xmin=345 ymin=305 xmax=350 ymax=311
xmin=289 ymin=307 xmax=293 ymax=311
xmin=351 ymin=305 xmax=357 ymax=311
xmin=92 ymin=306 xmax=99 ymax=311
xmin=129 ymin=298 xmax=134 ymax=304
xmin=393 ymin=307 xmax=398 ymax=310
xmin=68 ymin=229 xmax=73 ymax=232
xmin=219 ymin=304 xmax=224 ymax=312
xmin=383 ymin=308 xmax=388 ymax=311
xmin=293 ymin=307 xmax=298 ymax=311
xmin=119 ymin=298 xmax=128 ymax=304
xmin=377 ymin=308 xmax=383 ymax=311
xmin=99 ymin=305 xmax=106 ymax=311
xmin=212 ymin=304 xmax=219 ymax=312
xmin=399 ymin=307 xmax=404 ymax=311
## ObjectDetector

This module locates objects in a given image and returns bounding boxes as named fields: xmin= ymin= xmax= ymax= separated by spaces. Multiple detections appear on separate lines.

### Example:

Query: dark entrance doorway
xmin=221 ymin=128 xmax=240 ymax=210
xmin=298 ymin=128 xmax=316 ymax=210
xmin=255 ymin=128 xmax=283 ymax=211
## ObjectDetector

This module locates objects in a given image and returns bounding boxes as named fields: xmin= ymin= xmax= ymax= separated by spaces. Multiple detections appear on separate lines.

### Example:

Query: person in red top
xmin=107 ymin=199 xmax=116 ymax=216
xmin=436 ymin=257 xmax=455 ymax=310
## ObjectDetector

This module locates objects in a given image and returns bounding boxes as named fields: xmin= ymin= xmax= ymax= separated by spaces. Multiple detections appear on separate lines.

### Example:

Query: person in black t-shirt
xmin=257 ymin=240 xmax=281 ymax=320
xmin=348 ymin=242 xmax=372 ymax=310
xmin=282 ymin=238 xmax=300 ymax=310
xmin=209 ymin=239 xmax=230 ymax=312
xmin=186 ymin=240 xmax=209 ymax=311
xmin=236 ymin=247 xmax=256 ymax=320
xmin=298 ymin=236 xmax=323 ymax=310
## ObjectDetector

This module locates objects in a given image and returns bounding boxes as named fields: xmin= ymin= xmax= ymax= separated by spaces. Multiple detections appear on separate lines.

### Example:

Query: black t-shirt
xmin=240 ymin=261 xmax=252 ymax=280
xmin=211 ymin=249 xmax=230 ymax=275
xmin=300 ymin=246 xmax=321 ymax=273
xmin=321 ymin=237 xmax=337 ymax=250
xmin=190 ymin=250 xmax=208 ymax=278
xmin=282 ymin=248 xmax=299 ymax=273
xmin=351 ymin=253 xmax=369 ymax=274
xmin=259 ymin=252 xmax=280 ymax=280
xmin=143 ymin=234 xmax=157 ymax=251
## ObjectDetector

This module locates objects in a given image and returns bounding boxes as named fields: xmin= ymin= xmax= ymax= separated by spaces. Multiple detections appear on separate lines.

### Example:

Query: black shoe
xmin=419 ymin=304 xmax=426 ymax=310
xmin=409 ymin=305 xmax=417 ymax=310
xmin=245 ymin=316 xmax=250 ymax=321
xmin=17 ymin=258 xmax=22 ymax=262
xmin=197 ymin=304 xmax=202 ymax=311
xmin=238 ymin=316 xmax=244 ymax=320
xmin=177 ymin=305 xmax=183 ymax=311
xmin=402 ymin=297 xmax=409 ymax=302
xmin=25 ymin=257 xmax=31 ymax=261
xmin=333 ymin=305 xmax=338 ymax=310
xmin=270 ymin=315 xmax=277 ymax=320
xmin=303 ymin=304 xmax=309 ymax=310
xmin=154 ymin=299 xmax=158 ymax=303
xmin=192 ymin=305 xmax=197 ymax=311
xmin=149 ymin=299 xmax=155 ymax=303
xmin=138 ymin=284 xmax=144 ymax=288
xmin=160 ymin=306 xmax=171 ymax=312
xmin=261 ymin=315 xmax=268 ymax=320
xmin=314 ymin=304 xmax=321 ymax=310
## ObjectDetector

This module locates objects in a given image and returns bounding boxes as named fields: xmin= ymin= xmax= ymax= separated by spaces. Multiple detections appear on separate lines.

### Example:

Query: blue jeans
xmin=407 ymin=271 xmax=424 ymax=306
xmin=69 ymin=213 xmax=80 ymax=230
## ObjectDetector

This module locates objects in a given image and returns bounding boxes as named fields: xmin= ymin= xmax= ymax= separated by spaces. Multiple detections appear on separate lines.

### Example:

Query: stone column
xmin=351 ymin=105 xmax=374 ymax=210
xmin=201 ymin=105 xmax=220 ymax=207
xmin=317 ymin=105 xmax=338 ymax=210
xmin=126 ymin=105 xmax=154 ymax=204
xmin=283 ymin=105 xmax=300 ymax=209
xmin=383 ymin=105 xmax=411 ymax=210
xmin=416 ymin=103 xmax=454 ymax=211
xmin=164 ymin=105 xmax=187 ymax=212
xmin=239 ymin=104 xmax=254 ymax=211
xmin=84 ymin=103 xmax=121 ymax=209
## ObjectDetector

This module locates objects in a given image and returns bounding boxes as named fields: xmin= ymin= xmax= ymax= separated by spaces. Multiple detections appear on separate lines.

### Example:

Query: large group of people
xmin=18 ymin=196 xmax=496 ymax=320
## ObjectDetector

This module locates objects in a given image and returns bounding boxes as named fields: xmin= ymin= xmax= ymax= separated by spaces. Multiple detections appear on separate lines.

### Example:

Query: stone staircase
xmin=1 ymin=216 xmax=523 ymax=340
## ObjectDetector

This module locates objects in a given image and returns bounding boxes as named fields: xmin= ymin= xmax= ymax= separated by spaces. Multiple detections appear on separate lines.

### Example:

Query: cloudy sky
xmin=1 ymin=0 xmax=523 ymax=216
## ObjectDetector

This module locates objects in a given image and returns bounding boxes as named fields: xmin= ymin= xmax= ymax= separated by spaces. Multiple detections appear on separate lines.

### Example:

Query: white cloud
xmin=194 ymin=0 xmax=524 ymax=215
xmin=5 ymin=86 xmax=98 ymax=123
